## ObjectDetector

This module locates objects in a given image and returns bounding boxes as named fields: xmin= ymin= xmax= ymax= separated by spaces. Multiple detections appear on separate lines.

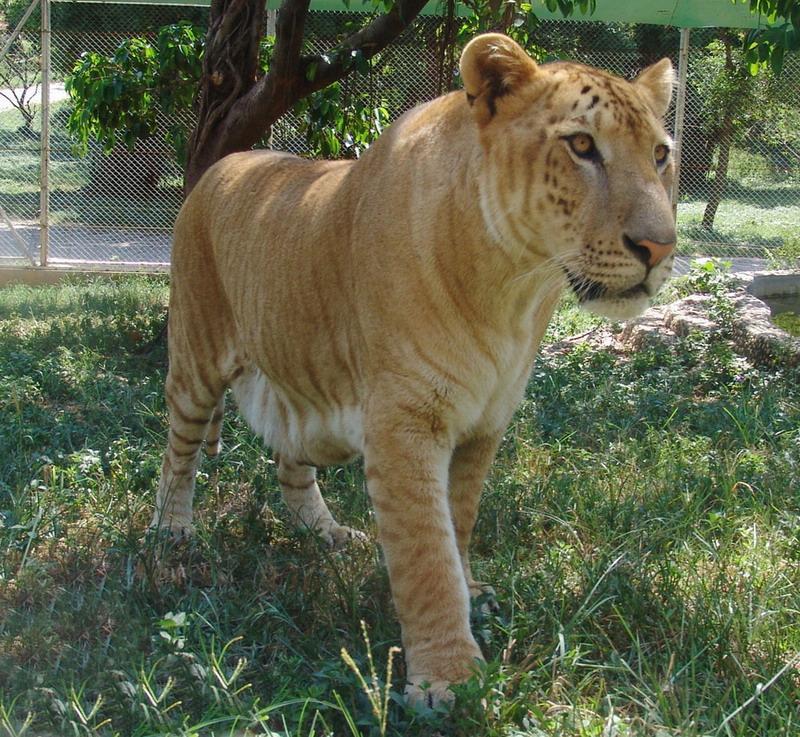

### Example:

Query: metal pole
xmin=0 ymin=0 xmax=40 ymax=65
xmin=39 ymin=0 xmax=50 ymax=266
xmin=265 ymin=8 xmax=277 ymax=148
xmin=672 ymin=27 xmax=690 ymax=217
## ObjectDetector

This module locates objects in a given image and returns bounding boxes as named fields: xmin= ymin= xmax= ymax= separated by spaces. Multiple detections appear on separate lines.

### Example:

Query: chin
xmin=581 ymin=293 xmax=652 ymax=321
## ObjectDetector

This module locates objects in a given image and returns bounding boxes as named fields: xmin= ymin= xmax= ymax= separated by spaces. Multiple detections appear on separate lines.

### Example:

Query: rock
xmin=620 ymin=307 xmax=677 ymax=350
xmin=663 ymin=296 xmax=721 ymax=337
xmin=619 ymin=272 xmax=800 ymax=367
xmin=559 ymin=271 xmax=800 ymax=367
xmin=730 ymin=293 xmax=800 ymax=367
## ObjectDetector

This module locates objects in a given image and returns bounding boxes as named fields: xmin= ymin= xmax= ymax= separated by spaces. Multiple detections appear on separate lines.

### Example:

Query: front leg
xmin=364 ymin=410 xmax=483 ymax=708
xmin=449 ymin=434 xmax=503 ymax=604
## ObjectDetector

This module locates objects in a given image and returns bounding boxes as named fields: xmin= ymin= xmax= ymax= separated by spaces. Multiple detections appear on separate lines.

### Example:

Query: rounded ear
xmin=633 ymin=58 xmax=675 ymax=118
xmin=459 ymin=33 xmax=538 ymax=123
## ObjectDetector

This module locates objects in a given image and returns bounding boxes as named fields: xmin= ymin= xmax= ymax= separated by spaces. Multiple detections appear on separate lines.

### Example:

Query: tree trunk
xmin=183 ymin=0 xmax=429 ymax=194
xmin=183 ymin=0 xmax=268 ymax=193
xmin=701 ymin=35 xmax=738 ymax=231
xmin=701 ymin=116 xmax=733 ymax=229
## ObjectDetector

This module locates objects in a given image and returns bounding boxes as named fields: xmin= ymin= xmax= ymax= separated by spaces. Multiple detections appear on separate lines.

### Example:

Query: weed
xmin=0 ymin=277 xmax=798 ymax=735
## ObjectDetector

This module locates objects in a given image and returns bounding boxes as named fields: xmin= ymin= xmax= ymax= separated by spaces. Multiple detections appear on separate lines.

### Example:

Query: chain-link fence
xmin=1 ymin=2 xmax=798 ymax=270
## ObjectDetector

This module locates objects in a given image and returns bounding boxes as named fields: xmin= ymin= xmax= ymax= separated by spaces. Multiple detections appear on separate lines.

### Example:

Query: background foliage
xmin=65 ymin=22 xmax=389 ymax=163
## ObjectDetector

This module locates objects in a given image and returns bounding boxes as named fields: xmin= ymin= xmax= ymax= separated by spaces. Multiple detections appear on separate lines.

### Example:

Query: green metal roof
xmin=307 ymin=0 xmax=765 ymax=27
xmin=517 ymin=0 xmax=765 ymax=28
xmin=52 ymin=0 xmax=768 ymax=29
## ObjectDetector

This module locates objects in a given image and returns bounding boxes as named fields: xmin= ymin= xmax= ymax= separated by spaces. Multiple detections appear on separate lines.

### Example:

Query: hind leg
xmin=276 ymin=456 xmax=366 ymax=548
xmin=152 ymin=367 xmax=224 ymax=536
xmin=204 ymin=395 xmax=225 ymax=457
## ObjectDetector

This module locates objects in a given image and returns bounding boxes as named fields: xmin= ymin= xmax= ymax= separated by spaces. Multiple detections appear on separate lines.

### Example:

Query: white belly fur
xmin=230 ymin=365 xmax=363 ymax=465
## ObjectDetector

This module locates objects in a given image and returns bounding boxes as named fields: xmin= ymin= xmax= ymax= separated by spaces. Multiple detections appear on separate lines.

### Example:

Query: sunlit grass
xmin=0 ymin=276 xmax=798 ymax=736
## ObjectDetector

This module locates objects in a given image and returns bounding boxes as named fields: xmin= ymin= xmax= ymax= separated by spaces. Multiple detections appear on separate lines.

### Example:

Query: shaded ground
xmin=0 ymin=277 xmax=798 ymax=736
xmin=0 ymin=222 xmax=171 ymax=268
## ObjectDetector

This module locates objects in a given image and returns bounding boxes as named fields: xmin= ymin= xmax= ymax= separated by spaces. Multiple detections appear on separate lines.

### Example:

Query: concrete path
xmin=674 ymin=256 xmax=769 ymax=275
xmin=0 ymin=220 xmax=771 ymax=275
xmin=0 ymin=222 xmax=171 ymax=268
xmin=0 ymin=83 xmax=69 ymax=113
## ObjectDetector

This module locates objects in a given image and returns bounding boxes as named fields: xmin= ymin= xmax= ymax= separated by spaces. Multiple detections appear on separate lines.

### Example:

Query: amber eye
xmin=566 ymin=133 xmax=597 ymax=160
xmin=654 ymin=143 xmax=670 ymax=166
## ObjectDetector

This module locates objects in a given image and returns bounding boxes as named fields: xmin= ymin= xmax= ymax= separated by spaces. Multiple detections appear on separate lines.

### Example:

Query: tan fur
xmin=152 ymin=34 xmax=677 ymax=707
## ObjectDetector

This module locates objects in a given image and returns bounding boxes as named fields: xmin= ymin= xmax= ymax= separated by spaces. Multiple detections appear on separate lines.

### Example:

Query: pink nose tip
xmin=637 ymin=238 xmax=675 ymax=267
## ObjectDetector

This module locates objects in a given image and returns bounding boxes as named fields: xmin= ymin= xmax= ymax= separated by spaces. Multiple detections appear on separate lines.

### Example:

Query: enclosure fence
xmin=1 ymin=1 xmax=798 ymax=271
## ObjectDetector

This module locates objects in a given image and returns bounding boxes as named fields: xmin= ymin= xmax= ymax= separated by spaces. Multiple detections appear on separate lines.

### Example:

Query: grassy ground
xmin=0 ymin=276 xmax=799 ymax=737
xmin=0 ymin=106 xmax=182 ymax=230
xmin=676 ymin=150 xmax=800 ymax=262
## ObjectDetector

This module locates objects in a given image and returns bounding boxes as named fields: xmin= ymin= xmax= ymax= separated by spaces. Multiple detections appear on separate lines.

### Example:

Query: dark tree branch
xmin=294 ymin=0 xmax=429 ymax=95
xmin=184 ymin=0 xmax=427 ymax=192
xmin=271 ymin=0 xmax=312 ymax=88
xmin=184 ymin=0 xmax=265 ymax=191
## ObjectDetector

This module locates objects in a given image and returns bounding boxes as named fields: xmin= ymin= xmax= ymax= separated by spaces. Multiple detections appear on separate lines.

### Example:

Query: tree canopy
xmin=60 ymin=0 xmax=800 ymax=192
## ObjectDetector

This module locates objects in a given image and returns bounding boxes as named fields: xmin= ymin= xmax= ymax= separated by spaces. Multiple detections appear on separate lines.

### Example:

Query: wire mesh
xmin=271 ymin=12 xmax=445 ymax=154
xmin=0 ymin=3 xmax=797 ymax=270
xmin=0 ymin=25 xmax=41 ymax=265
xmin=42 ymin=2 xmax=202 ymax=267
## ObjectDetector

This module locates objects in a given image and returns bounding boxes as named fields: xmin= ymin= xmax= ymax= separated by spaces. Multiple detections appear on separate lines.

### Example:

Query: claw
xmin=320 ymin=524 xmax=369 ymax=550
xmin=404 ymin=678 xmax=456 ymax=711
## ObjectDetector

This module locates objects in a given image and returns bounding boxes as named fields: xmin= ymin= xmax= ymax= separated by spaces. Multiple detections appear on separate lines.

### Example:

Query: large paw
xmin=320 ymin=523 xmax=368 ymax=550
xmin=469 ymin=581 xmax=500 ymax=615
xmin=404 ymin=677 xmax=455 ymax=710
xmin=139 ymin=518 xmax=196 ymax=580
xmin=148 ymin=515 xmax=195 ymax=542
xmin=148 ymin=517 xmax=194 ymax=542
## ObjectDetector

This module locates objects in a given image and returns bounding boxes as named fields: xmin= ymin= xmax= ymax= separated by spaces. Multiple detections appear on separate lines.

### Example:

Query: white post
xmin=0 ymin=0 xmax=40 ymax=64
xmin=672 ymin=27 xmax=690 ymax=216
xmin=265 ymin=8 xmax=277 ymax=148
xmin=39 ymin=0 xmax=51 ymax=266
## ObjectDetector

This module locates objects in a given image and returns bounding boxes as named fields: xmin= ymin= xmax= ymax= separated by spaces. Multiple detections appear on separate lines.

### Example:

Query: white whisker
xmin=509 ymin=248 xmax=584 ymax=286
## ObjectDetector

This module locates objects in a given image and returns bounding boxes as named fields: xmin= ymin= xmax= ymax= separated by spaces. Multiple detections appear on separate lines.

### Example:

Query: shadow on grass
xmin=678 ymin=223 xmax=782 ymax=253
xmin=724 ymin=179 xmax=800 ymax=209
xmin=679 ymin=179 xmax=800 ymax=211
xmin=0 ymin=185 xmax=183 ymax=229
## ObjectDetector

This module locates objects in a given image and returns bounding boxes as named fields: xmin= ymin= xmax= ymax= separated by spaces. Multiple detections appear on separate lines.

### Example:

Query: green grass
xmin=1 ymin=277 xmax=799 ymax=736
xmin=773 ymin=312 xmax=800 ymax=337
xmin=676 ymin=198 xmax=798 ymax=258
xmin=676 ymin=148 xmax=800 ymax=260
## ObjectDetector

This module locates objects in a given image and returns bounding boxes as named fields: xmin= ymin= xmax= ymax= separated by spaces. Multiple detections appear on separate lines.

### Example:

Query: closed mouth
xmin=618 ymin=282 xmax=651 ymax=299
xmin=565 ymin=269 xmax=652 ymax=303
xmin=565 ymin=270 xmax=606 ymax=302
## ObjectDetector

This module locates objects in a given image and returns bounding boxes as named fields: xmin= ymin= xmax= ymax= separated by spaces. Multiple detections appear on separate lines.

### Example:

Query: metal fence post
xmin=39 ymin=0 xmax=51 ymax=267
xmin=0 ymin=0 xmax=40 ymax=64
xmin=672 ymin=27 xmax=690 ymax=217
xmin=266 ymin=7 xmax=277 ymax=150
